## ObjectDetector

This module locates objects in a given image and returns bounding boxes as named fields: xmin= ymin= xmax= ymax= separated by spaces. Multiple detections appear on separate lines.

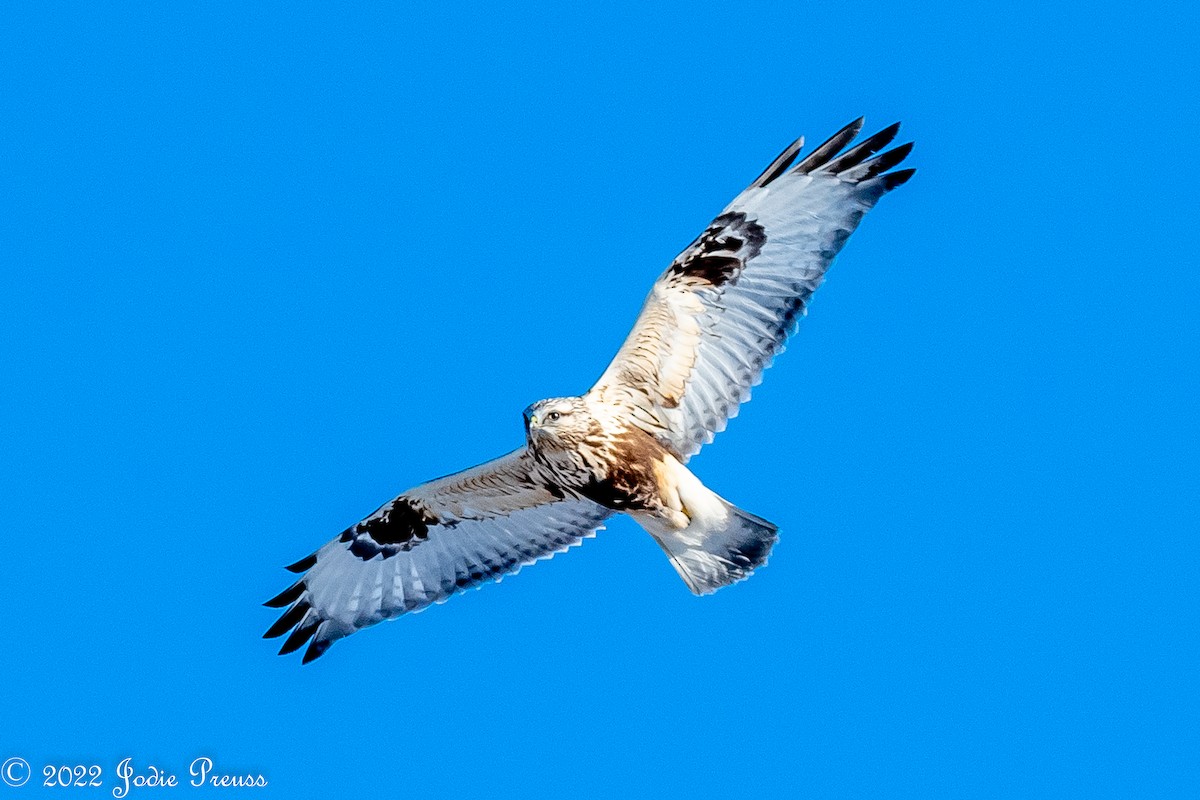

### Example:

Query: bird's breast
xmin=563 ymin=428 xmax=671 ymax=513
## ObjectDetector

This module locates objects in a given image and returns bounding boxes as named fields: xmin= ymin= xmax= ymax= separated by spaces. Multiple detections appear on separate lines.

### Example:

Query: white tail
xmin=634 ymin=464 xmax=779 ymax=595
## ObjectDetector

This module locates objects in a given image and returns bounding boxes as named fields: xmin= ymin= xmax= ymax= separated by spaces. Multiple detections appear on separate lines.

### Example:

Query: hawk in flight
xmin=266 ymin=118 xmax=914 ymax=662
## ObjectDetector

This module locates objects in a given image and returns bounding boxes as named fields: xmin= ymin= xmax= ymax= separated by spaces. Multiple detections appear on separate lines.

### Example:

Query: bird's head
xmin=523 ymin=396 xmax=593 ymax=449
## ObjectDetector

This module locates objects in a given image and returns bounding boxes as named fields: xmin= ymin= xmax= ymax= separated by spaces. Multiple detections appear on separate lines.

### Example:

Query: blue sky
xmin=1 ymin=1 xmax=1197 ymax=797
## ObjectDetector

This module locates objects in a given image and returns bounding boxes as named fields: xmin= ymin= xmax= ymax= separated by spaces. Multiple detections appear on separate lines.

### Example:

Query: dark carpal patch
xmin=667 ymin=212 xmax=766 ymax=287
xmin=340 ymin=496 xmax=439 ymax=561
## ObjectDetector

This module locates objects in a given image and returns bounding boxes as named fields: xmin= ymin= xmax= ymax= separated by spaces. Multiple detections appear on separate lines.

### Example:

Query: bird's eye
xmin=547 ymin=411 xmax=561 ymax=422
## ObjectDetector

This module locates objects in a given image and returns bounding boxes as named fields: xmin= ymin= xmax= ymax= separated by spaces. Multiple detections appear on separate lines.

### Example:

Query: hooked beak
xmin=528 ymin=414 xmax=539 ymax=429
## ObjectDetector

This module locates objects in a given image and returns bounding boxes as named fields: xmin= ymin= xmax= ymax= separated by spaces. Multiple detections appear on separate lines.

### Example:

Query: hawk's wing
xmin=589 ymin=119 xmax=914 ymax=460
xmin=264 ymin=449 xmax=611 ymax=663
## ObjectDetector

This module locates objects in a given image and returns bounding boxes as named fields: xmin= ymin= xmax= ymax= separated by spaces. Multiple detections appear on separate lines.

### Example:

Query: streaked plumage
xmin=266 ymin=118 xmax=915 ymax=662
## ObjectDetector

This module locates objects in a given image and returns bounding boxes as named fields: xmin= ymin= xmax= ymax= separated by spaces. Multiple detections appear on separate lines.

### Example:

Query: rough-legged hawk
xmin=266 ymin=118 xmax=915 ymax=662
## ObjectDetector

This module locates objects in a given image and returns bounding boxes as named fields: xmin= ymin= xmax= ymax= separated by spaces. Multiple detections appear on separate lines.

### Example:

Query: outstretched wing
xmin=264 ymin=449 xmax=611 ymax=663
xmin=589 ymin=119 xmax=914 ymax=459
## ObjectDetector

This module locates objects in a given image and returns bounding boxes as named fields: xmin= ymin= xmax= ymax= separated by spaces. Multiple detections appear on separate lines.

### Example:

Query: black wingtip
xmin=870 ymin=141 xmax=914 ymax=175
xmin=852 ymin=142 xmax=915 ymax=185
xmin=882 ymin=168 xmax=916 ymax=191
xmin=285 ymin=553 xmax=318 ymax=573
xmin=750 ymin=136 xmax=805 ymax=189
xmin=793 ymin=117 xmax=866 ymax=174
xmin=824 ymin=122 xmax=901 ymax=174
xmin=866 ymin=121 xmax=901 ymax=148
xmin=301 ymin=637 xmax=332 ymax=664
xmin=263 ymin=600 xmax=310 ymax=639
xmin=278 ymin=617 xmax=319 ymax=655
xmin=263 ymin=579 xmax=306 ymax=608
